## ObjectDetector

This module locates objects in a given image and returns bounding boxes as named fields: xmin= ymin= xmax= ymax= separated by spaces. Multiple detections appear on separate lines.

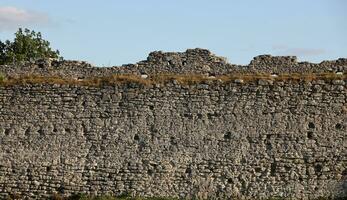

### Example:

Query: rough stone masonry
xmin=0 ymin=49 xmax=346 ymax=199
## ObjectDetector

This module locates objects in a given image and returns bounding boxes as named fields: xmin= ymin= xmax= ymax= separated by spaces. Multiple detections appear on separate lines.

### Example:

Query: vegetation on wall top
xmin=0 ymin=72 xmax=345 ymax=87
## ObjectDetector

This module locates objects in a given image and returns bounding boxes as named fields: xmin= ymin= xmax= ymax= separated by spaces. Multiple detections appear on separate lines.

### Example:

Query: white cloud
xmin=0 ymin=6 xmax=49 ymax=31
xmin=272 ymin=45 xmax=325 ymax=56
xmin=281 ymin=48 xmax=326 ymax=56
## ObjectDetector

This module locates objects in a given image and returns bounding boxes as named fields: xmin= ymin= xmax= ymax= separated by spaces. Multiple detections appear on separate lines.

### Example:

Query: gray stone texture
xmin=0 ymin=48 xmax=346 ymax=78
xmin=0 ymin=49 xmax=346 ymax=199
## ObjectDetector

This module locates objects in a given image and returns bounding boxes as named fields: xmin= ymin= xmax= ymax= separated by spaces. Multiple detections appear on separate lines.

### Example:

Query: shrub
xmin=0 ymin=28 xmax=62 ymax=65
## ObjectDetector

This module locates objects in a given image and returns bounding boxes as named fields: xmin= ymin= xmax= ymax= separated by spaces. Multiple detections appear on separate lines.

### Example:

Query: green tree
xmin=0 ymin=28 xmax=62 ymax=65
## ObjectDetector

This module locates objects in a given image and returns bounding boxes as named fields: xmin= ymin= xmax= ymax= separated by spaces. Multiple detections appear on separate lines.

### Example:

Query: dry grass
xmin=6 ymin=193 xmax=346 ymax=200
xmin=0 ymin=72 xmax=345 ymax=87
xmin=218 ymin=72 xmax=346 ymax=83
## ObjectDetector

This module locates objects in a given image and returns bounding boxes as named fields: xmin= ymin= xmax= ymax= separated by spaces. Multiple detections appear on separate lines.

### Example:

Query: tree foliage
xmin=0 ymin=28 xmax=62 ymax=65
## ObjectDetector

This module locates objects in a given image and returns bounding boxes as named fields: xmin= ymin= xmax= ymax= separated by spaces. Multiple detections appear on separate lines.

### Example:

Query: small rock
xmin=234 ymin=79 xmax=244 ymax=83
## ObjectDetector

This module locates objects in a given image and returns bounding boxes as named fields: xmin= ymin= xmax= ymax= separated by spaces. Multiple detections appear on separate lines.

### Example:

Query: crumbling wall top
xmin=0 ymin=48 xmax=346 ymax=78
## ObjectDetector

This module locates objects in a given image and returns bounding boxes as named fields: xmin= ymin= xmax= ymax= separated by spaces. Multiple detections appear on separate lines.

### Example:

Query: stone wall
xmin=0 ymin=49 xmax=346 ymax=199
xmin=1 ymin=48 xmax=346 ymax=78
xmin=0 ymin=78 xmax=346 ymax=199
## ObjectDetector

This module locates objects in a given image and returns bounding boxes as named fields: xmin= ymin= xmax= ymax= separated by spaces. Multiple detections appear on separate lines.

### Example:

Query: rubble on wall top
xmin=0 ymin=48 xmax=346 ymax=78
xmin=144 ymin=48 xmax=228 ymax=65
xmin=250 ymin=54 xmax=298 ymax=64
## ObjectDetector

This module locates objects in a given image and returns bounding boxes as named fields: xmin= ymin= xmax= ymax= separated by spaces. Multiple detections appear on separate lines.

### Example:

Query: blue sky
xmin=0 ymin=0 xmax=346 ymax=66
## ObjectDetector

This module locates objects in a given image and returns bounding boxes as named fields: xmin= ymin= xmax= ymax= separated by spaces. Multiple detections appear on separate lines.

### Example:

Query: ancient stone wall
xmin=0 ymin=49 xmax=346 ymax=199
xmin=0 ymin=79 xmax=346 ymax=199
xmin=1 ymin=48 xmax=346 ymax=78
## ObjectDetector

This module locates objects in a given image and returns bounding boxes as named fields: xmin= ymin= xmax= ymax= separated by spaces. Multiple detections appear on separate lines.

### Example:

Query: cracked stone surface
xmin=0 ymin=49 xmax=346 ymax=199
xmin=0 ymin=79 xmax=346 ymax=199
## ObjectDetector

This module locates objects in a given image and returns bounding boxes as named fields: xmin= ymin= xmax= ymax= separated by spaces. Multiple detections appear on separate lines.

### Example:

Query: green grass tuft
xmin=0 ymin=73 xmax=6 ymax=83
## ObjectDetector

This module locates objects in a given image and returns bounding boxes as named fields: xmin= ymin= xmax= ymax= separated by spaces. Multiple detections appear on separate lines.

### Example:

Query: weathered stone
xmin=1 ymin=48 xmax=346 ymax=77
xmin=0 ymin=49 xmax=346 ymax=199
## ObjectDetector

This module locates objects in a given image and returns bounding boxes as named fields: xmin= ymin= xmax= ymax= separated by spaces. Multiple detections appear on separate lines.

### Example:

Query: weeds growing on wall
xmin=8 ymin=193 xmax=341 ymax=200
xmin=14 ymin=193 xmax=339 ymax=200
xmin=0 ymin=72 xmax=345 ymax=87
xmin=48 ymin=193 xmax=178 ymax=200
xmin=0 ymin=73 xmax=6 ymax=83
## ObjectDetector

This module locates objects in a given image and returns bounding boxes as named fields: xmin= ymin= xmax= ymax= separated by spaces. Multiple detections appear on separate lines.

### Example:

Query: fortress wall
xmin=0 ymin=79 xmax=346 ymax=199
xmin=1 ymin=49 xmax=347 ymax=78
